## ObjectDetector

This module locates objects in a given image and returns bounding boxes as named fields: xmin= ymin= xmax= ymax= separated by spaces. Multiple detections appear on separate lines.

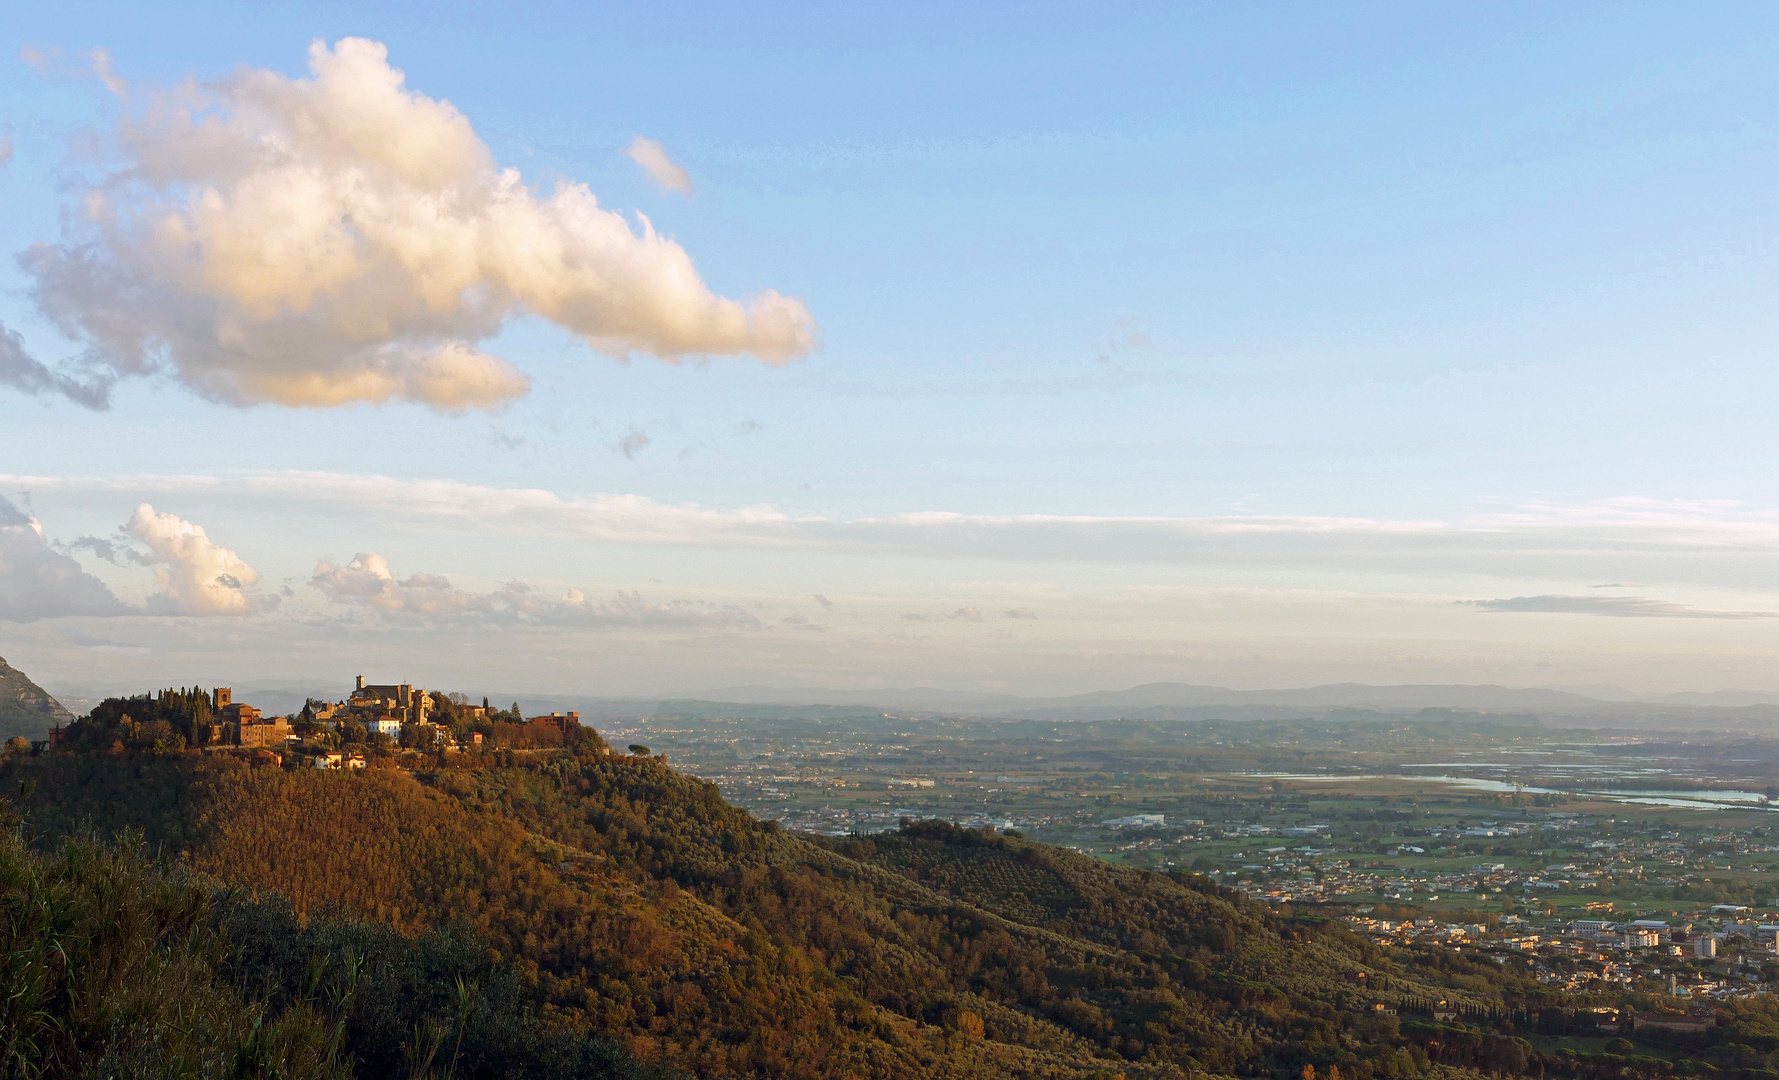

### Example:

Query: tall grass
xmin=0 ymin=795 xmax=345 ymax=1079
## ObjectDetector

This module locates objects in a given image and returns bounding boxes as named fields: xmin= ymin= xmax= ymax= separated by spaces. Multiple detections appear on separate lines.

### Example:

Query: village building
xmin=366 ymin=716 xmax=403 ymax=738
xmin=350 ymin=676 xmax=432 ymax=725
xmin=527 ymin=711 xmax=581 ymax=731
xmin=1628 ymin=919 xmax=1674 ymax=944
xmin=211 ymin=687 xmax=290 ymax=748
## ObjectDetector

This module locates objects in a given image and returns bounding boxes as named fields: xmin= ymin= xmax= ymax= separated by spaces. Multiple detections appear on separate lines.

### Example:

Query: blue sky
xmin=6 ymin=2 xmax=1779 ymax=701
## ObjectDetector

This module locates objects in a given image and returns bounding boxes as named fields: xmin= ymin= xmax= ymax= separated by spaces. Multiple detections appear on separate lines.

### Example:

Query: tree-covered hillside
xmin=20 ymin=738 xmax=1779 ymax=1080
xmin=11 ymin=748 xmax=1512 ymax=1080
xmin=0 ymin=788 xmax=664 ymax=1080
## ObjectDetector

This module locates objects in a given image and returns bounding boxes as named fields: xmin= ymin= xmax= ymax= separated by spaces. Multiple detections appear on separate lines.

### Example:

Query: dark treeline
xmin=61 ymin=686 xmax=219 ymax=753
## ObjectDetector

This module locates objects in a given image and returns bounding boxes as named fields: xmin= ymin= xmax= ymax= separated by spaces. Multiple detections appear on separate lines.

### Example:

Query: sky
xmin=6 ymin=2 xmax=1779 ymax=702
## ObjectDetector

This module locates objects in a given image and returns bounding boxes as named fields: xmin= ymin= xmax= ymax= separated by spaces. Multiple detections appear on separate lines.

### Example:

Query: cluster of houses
xmin=214 ymin=676 xmax=585 ymax=768
xmin=302 ymin=676 xmax=449 ymax=742
xmin=1565 ymin=918 xmax=1715 ymax=952
xmin=1571 ymin=912 xmax=1779 ymax=956
xmin=1347 ymin=909 xmax=1779 ymax=959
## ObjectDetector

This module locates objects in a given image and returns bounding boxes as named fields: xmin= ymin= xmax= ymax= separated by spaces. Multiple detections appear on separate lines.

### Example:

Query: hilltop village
xmin=44 ymin=676 xmax=607 ymax=767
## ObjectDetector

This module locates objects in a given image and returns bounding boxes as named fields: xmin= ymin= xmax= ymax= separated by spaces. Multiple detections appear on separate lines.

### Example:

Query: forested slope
xmin=0 ymin=790 xmax=663 ymax=1080
xmin=10 ymin=749 xmax=1553 ymax=1079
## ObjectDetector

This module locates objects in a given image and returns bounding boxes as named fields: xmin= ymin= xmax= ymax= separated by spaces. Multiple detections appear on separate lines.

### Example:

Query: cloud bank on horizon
xmin=14 ymin=472 xmax=1779 ymax=578
xmin=9 ymin=478 xmax=1779 ymax=622
xmin=9 ymin=38 xmax=815 ymax=412
xmin=9 ymin=479 xmax=1779 ymax=696
xmin=309 ymin=551 xmax=759 ymax=629
xmin=0 ymin=493 xmax=762 ymax=634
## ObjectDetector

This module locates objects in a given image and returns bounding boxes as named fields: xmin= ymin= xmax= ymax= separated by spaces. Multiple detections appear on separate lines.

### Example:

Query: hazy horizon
xmin=33 ymin=667 xmax=1779 ymax=715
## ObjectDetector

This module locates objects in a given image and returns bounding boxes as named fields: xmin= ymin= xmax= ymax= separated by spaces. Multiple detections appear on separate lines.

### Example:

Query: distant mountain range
xmin=30 ymin=658 xmax=1779 ymax=732
xmin=677 ymin=680 xmax=1779 ymax=729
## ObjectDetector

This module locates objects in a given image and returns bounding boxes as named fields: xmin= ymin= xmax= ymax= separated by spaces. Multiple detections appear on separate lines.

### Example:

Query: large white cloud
xmin=21 ymin=38 xmax=815 ymax=412
xmin=127 ymin=503 xmax=271 ymax=615
xmin=310 ymin=551 xmax=761 ymax=629
xmin=0 ymin=497 xmax=128 ymax=621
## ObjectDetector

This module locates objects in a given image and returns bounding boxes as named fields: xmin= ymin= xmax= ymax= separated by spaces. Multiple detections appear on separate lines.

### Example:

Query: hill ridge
xmin=0 ymin=653 xmax=72 ymax=741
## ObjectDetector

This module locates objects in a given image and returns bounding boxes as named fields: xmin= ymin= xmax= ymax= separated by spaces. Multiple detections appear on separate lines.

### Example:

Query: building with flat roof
xmin=527 ymin=711 xmax=580 ymax=731
xmin=351 ymin=676 xmax=431 ymax=725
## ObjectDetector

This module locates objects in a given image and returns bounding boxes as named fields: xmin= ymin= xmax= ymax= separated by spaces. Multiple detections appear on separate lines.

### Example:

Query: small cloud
xmin=617 ymin=430 xmax=651 ymax=459
xmin=1118 ymin=317 xmax=1152 ymax=349
xmin=625 ymin=136 xmax=694 ymax=194
xmin=1004 ymin=607 xmax=1038 ymax=619
xmin=65 ymin=631 xmax=149 ymax=656
xmin=813 ymin=593 xmax=832 ymax=608
xmin=782 ymin=613 xmax=808 ymax=624
xmin=312 ymin=552 xmax=760 ymax=629
xmin=0 ymin=136 xmax=11 ymax=169
xmin=1590 ymin=582 xmax=1646 ymax=588
xmin=62 ymin=533 xmax=149 ymax=566
xmin=0 ymin=320 xmax=113 ymax=408
xmin=90 ymin=47 xmax=125 ymax=98
xmin=904 ymin=606 xmax=986 ymax=622
xmin=1462 ymin=594 xmax=1777 ymax=619
xmin=17 ymin=45 xmax=55 ymax=71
